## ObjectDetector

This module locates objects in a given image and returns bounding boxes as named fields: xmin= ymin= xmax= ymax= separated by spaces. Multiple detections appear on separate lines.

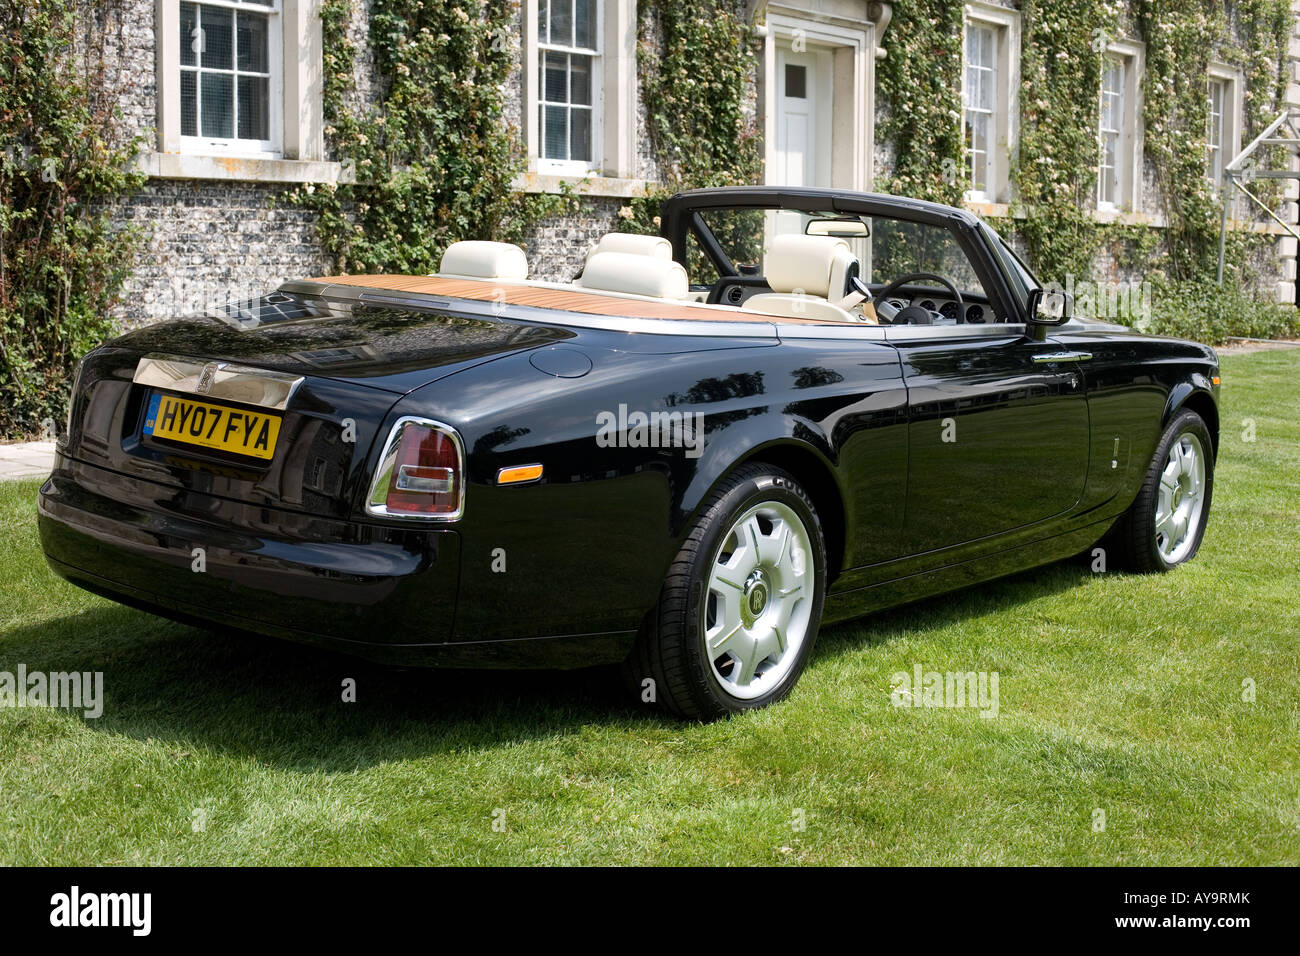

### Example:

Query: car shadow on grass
xmin=1 ymin=555 xmax=1099 ymax=769
xmin=0 ymin=603 xmax=649 ymax=768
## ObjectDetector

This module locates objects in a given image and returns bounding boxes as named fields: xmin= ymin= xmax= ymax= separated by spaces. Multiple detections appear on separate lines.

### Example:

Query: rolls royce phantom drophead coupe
xmin=38 ymin=187 xmax=1219 ymax=719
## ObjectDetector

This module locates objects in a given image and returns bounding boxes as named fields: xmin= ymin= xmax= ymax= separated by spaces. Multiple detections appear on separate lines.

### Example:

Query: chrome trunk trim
xmin=132 ymin=354 xmax=304 ymax=411
xmin=1032 ymin=351 xmax=1094 ymax=363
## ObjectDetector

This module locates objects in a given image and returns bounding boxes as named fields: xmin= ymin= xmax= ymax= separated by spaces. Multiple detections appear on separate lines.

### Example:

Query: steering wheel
xmin=876 ymin=272 xmax=965 ymax=324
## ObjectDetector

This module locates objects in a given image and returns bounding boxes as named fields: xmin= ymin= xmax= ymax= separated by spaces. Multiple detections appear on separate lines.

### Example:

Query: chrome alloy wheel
xmin=702 ymin=501 xmax=815 ymax=700
xmin=1155 ymin=431 xmax=1207 ymax=565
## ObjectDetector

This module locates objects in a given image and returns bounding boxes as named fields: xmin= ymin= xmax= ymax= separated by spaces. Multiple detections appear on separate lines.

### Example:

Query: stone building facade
xmin=101 ymin=0 xmax=1300 ymax=326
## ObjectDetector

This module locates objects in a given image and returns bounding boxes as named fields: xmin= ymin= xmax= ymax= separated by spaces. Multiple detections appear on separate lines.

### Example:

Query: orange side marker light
xmin=497 ymin=464 xmax=544 ymax=485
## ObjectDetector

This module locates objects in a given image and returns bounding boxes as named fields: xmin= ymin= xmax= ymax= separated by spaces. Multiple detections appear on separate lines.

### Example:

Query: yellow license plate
xmin=143 ymin=392 xmax=282 ymax=460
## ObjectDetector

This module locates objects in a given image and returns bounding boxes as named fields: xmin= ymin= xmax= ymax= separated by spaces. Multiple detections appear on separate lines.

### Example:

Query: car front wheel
xmin=624 ymin=463 xmax=827 ymax=720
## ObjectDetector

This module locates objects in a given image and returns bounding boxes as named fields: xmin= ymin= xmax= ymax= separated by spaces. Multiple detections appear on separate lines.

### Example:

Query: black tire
xmin=1107 ymin=409 xmax=1215 ymax=573
xmin=623 ymin=463 xmax=827 ymax=720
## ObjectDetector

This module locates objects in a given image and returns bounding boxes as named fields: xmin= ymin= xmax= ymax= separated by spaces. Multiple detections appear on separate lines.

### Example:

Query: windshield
xmin=693 ymin=207 xmax=985 ymax=297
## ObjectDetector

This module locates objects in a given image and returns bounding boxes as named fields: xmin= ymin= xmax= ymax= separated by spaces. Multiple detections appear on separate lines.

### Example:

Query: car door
xmin=893 ymin=327 xmax=1091 ymax=557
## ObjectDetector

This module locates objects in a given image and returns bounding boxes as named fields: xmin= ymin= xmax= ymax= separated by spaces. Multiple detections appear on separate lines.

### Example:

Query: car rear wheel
xmin=1109 ymin=409 xmax=1214 ymax=572
xmin=623 ymin=463 xmax=827 ymax=720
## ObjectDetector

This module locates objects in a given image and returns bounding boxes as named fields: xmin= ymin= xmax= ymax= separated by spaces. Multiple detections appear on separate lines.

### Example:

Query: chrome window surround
xmin=133 ymin=354 xmax=304 ymax=411
xmin=365 ymin=416 xmax=467 ymax=522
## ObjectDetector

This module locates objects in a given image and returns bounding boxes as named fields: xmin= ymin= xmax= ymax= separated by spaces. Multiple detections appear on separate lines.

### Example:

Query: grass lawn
xmin=1 ymin=349 xmax=1297 ymax=866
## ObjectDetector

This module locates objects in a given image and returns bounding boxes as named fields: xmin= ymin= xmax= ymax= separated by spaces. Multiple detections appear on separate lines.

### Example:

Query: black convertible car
xmin=38 ymin=187 xmax=1219 ymax=719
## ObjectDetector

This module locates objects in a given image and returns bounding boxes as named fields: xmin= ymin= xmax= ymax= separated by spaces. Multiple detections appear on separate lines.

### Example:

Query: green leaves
xmin=877 ymin=0 xmax=965 ymax=208
xmin=612 ymin=3 xmax=762 ymax=243
xmin=639 ymin=2 xmax=762 ymax=192
xmin=878 ymin=0 xmax=1292 ymax=304
xmin=303 ymin=1 xmax=761 ymax=269
xmin=1144 ymin=276 xmax=1300 ymax=342
xmin=0 ymin=0 xmax=145 ymax=438
xmin=298 ymin=0 xmax=563 ymax=275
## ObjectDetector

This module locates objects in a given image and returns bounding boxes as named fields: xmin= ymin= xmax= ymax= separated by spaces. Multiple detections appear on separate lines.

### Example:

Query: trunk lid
xmin=65 ymin=294 xmax=573 ymax=519
xmin=111 ymin=291 xmax=576 ymax=394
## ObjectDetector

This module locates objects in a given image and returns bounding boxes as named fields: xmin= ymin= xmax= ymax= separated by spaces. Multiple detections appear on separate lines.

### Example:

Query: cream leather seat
xmin=578 ymin=251 xmax=689 ymax=299
xmin=438 ymin=240 xmax=529 ymax=280
xmin=740 ymin=234 xmax=861 ymax=322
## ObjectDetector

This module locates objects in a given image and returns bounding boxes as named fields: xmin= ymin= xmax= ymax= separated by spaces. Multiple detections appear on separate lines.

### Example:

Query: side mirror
xmin=1029 ymin=288 xmax=1073 ymax=326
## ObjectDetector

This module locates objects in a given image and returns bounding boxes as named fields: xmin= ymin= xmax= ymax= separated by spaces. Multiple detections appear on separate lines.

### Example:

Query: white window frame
xmin=153 ymin=0 xmax=330 ymax=179
xmin=1097 ymin=56 xmax=1123 ymax=207
xmin=177 ymin=0 xmax=283 ymax=158
xmin=1206 ymin=62 xmax=1243 ymax=190
xmin=523 ymin=0 xmax=637 ymax=185
xmin=962 ymin=3 xmax=1020 ymax=206
xmin=963 ymin=22 xmax=997 ymax=200
xmin=1207 ymin=78 xmax=1226 ymax=184
xmin=535 ymin=0 xmax=603 ymax=176
xmin=1097 ymin=38 xmax=1144 ymax=213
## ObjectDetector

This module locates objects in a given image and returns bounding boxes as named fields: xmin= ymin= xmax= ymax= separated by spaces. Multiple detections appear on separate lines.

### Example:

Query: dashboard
xmin=703 ymin=278 xmax=1004 ymax=325
xmin=882 ymin=294 xmax=990 ymax=325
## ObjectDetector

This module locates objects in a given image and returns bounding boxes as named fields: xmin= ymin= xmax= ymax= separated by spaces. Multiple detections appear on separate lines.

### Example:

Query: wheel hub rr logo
xmin=743 ymin=568 xmax=769 ymax=621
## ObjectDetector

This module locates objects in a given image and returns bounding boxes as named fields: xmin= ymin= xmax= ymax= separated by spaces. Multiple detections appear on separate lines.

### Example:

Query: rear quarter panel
xmin=386 ymin=329 xmax=908 ymax=644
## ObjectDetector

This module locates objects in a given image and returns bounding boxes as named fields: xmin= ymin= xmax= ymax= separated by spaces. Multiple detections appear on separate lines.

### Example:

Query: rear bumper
xmin=37 ymin=454 xmax=636 ymax=668
xmin=38 ymin=453 xmax=461 ymax=657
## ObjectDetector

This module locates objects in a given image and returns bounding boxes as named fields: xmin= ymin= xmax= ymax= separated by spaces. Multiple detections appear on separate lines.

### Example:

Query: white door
xmin=775 ymin=47 xmax=832 ymax=188
xmin=771 ymin=46 xmax=833 ymax=255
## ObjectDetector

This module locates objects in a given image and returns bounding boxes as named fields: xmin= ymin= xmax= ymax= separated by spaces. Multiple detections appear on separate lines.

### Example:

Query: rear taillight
xmin=366 ymin=417 xmax=465 ymax=520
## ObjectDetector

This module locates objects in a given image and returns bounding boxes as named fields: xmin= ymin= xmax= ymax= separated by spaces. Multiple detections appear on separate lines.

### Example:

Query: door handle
xmin=1032 ymin=351 xmax=1093 ymax=364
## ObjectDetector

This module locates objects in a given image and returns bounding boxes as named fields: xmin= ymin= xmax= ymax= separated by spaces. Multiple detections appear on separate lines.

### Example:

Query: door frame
xmin=760 ymin=9 xmax=876 ymax=192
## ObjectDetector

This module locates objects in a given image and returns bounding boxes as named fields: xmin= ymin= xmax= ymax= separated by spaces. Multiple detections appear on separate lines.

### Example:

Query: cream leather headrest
xmin=579 ymin=251 xmax=689 ymax=299
xmin=586 ymin=232 xmax=674 ymax=263
xmin=765 ymin=234 xmax=854 ymax=298
xmin=439 ymin=241 xmax=529 ymax=280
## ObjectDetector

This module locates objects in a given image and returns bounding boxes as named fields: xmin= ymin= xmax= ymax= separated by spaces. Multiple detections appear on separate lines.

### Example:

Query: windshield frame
xmin=659 ymin=188 xmax=1031 ymax=325
xmin=980 ymin=221 xmax=1040 ymax=315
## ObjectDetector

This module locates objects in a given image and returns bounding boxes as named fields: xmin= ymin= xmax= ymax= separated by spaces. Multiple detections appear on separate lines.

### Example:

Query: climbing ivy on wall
xmin=638 ymin=0 xmax=763 ymax=189
xmin=876 ymin=0 xmax=967 ymax=208
xmin=878 ymin=0 xmax=1292 ymax=288
xmin=1134 ymin=0 xmax=1292 ymax=280
xmin=1012 ymin=0 xmax=1118 ymax=283
xmin=618 ymin=0 xmax=763 ymax=239
xmin=0 ymin=0 xmax=146 ymax=438
xmin=293 ymin=0 xmax=565 ymax=274
xmin=294 ymin=0 xmax=1291 ymax=301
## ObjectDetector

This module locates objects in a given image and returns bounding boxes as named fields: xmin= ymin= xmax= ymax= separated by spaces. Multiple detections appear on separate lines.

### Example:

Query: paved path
xmin=0 ymin=441 xmax=55 ymax=481
xmin=1218 ymin=337 xmax=1300 ymax=354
